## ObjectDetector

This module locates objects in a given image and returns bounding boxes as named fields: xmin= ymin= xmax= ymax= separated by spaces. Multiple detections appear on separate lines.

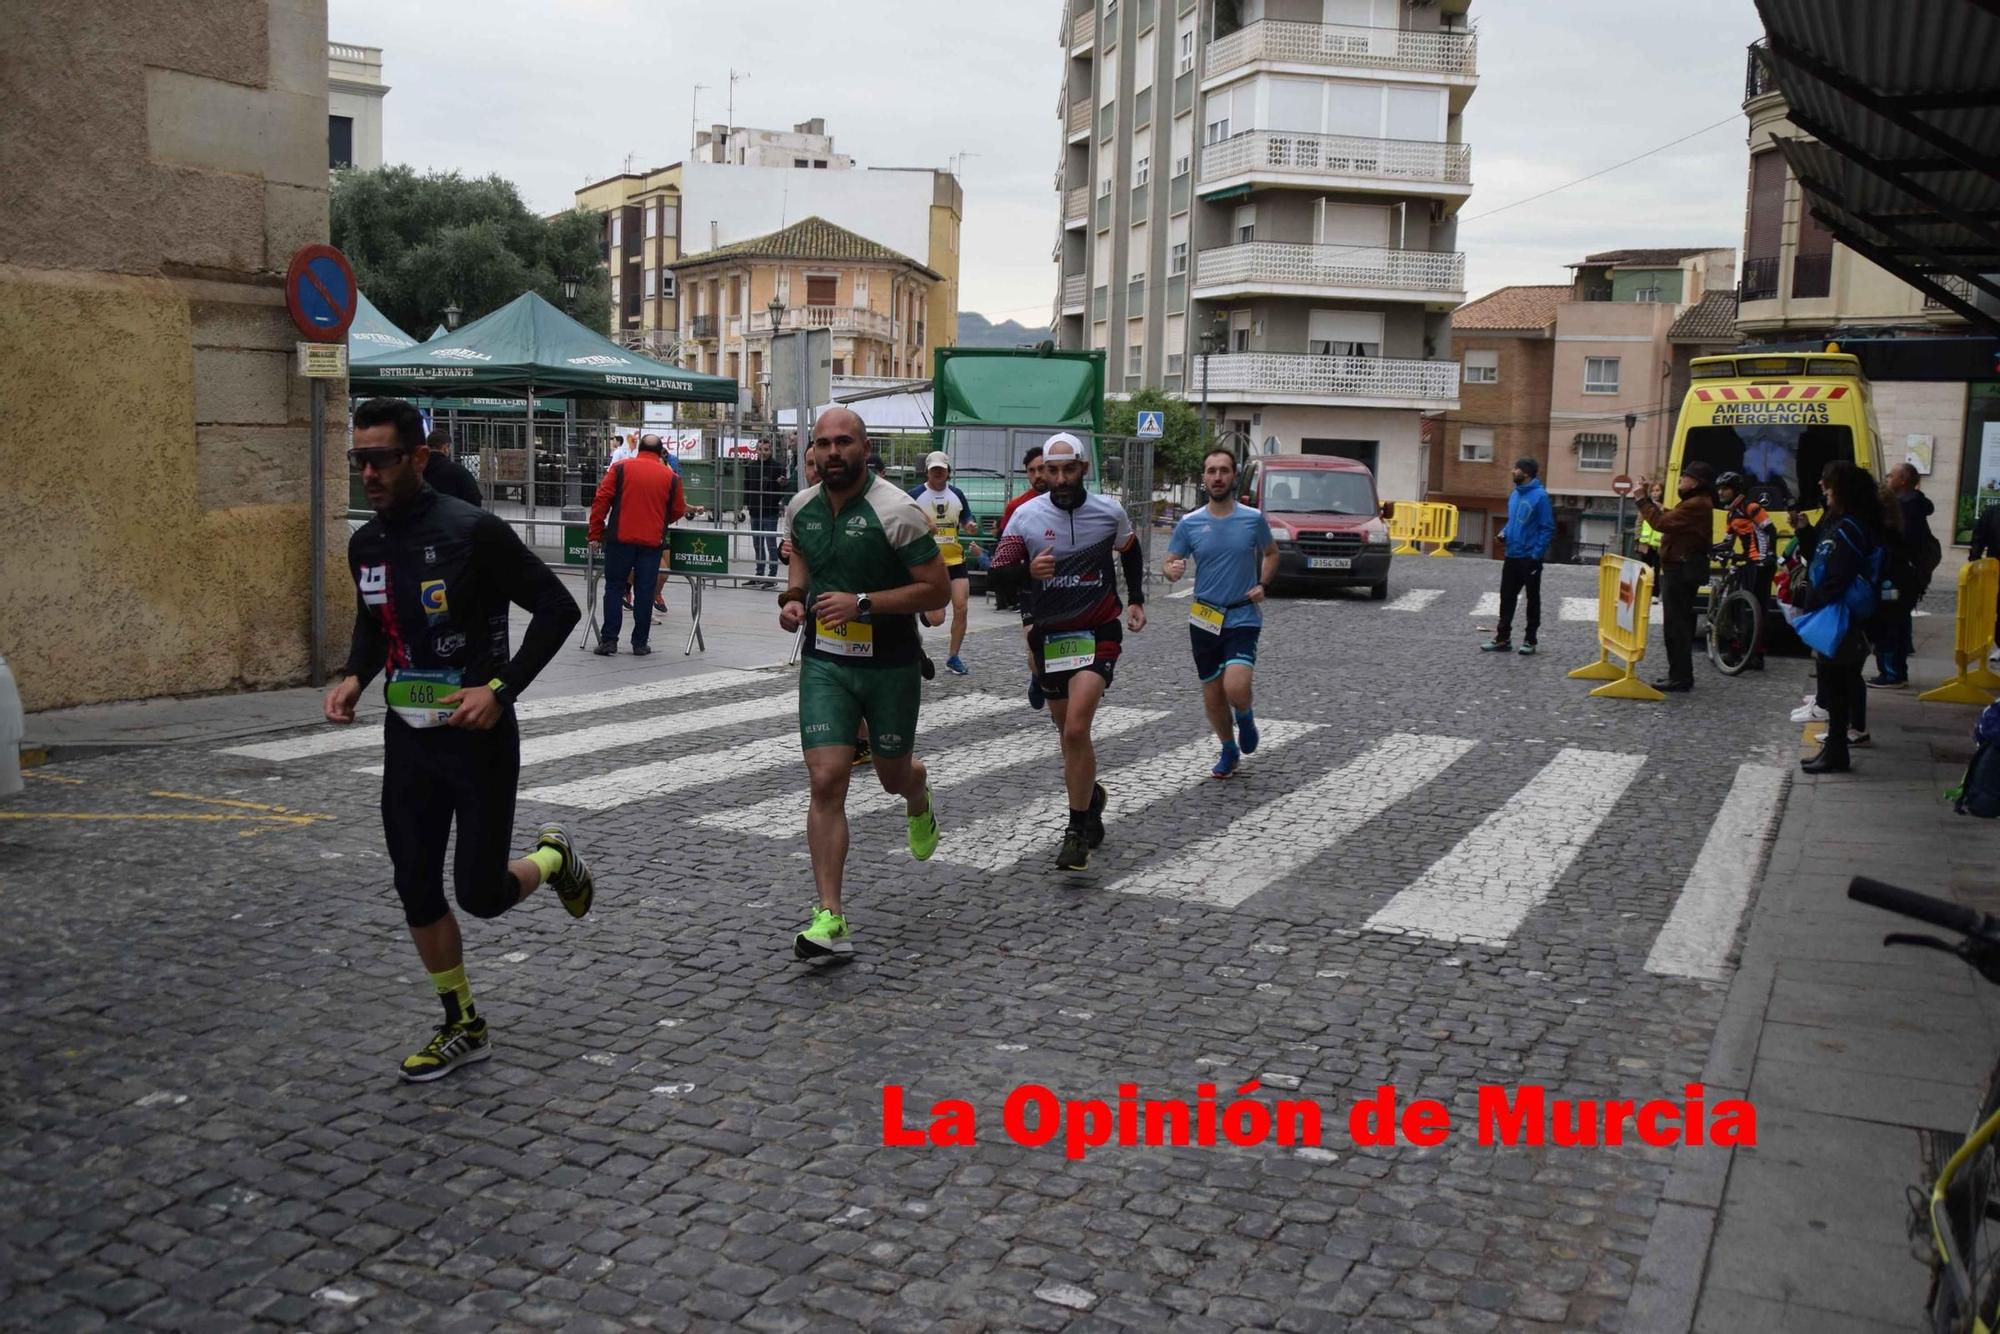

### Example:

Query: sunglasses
xmin=348 ymin=447 xmax=410 ymax=470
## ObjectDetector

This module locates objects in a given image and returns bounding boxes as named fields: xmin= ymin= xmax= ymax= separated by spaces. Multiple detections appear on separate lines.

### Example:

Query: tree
xmin=1104 ymin=388 xmax=1210 ymax=485
xmin=331 ymin=166 xmax=612 ymax=338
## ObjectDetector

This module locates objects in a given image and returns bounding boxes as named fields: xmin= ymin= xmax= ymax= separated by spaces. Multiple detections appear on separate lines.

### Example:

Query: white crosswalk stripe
xmin=519 ymin=692 xmax=1015 ymax=811
xmin=1471 ymin=591 xmax=1500 ymax=619
xmin=1107 ymin=733 xmax=1476 ymax=908
xmin=1645 ymin=764 xmax=1788 ymax=980
xmin=222 ymin=670 xmax=768 ymax=762
xmin=696 ymin=705 xmax=1171 ymax=836
xmin=353 ymin=686 xmax=800 ymax=777
xmin=1365 ymin=747 xmax=1648 ymax=946
xmin=932 ymin=720 xmax=1322 ymax=873
xmin=1383 ymin=589 xmax=1444 ymax=613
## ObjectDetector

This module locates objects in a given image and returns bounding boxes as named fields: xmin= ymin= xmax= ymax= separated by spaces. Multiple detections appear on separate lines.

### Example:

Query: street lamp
xmin=767 ymin=294 xmax=785 ymax=333
xmin=560 ymin=273 xmax=580 ymax=310
xmin=443 ymin=300 xmax=462 ymax=330
xmin=1619 ymin=411 xmax=1639 ymax=555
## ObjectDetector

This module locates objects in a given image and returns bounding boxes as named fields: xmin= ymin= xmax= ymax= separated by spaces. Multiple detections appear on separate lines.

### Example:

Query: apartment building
xmin=668 ymin=217 xmax=938 ymax=416
xmin=1050 ymin=0 xmax=1475 ymax=503
xmin=328 ymin=42 xmax=386 ymax=172
xmin=577 ymin=120 xmax=962 ymax=371
xmin=1739 ymin=39 xmax=1992 ymax=546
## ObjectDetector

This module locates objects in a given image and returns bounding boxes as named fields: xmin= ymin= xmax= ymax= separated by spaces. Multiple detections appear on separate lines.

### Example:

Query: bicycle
xmin=1706 ymin=547 xmax=1765 ymax=676
xmin=1848 ymin=875 xmax=2000 ymax=1332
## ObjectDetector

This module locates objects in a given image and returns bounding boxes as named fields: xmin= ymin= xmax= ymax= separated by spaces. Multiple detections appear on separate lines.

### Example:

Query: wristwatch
xmin=856 ymin=593 xmax=873 ymax=618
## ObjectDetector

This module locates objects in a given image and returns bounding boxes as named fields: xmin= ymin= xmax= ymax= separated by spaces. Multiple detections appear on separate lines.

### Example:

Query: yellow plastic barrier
xmin=1423 ymin=502 xmax=1458 ymax=558
xmin=1919 ymin=557 xmax=2000 ymax=705
xmin=1387 ymin=502 xmax=1427 ymax=555
xmin=1568 ymin=554 xmax=1664 ymax=701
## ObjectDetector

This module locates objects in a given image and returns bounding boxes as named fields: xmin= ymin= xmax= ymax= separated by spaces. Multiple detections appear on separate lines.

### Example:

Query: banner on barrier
xmin=564 ymin=523 xmax=591 ymax=566
xmin=670 ymin=528 xmax=729 ymax=576
xmin=1615 ymin=558 xmax=1644 ymax=635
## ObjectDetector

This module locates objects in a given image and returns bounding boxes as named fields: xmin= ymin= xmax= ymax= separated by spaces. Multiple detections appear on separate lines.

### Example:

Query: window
xmin=814 ymin=160 xmax=828 ymax=168
xmin=1099 ymin=175 xmax=1112 ymax=199
xmin=1167 ymin=351 xmax=1184 ymax=376
xmin=1178 ymin=30 xmax=1194 ymax=73
xmin=1232 ymin=327 xmax=1249 ymax=352
xmin=1105 ymin=0 xmax=1117 ymax=23
xmin=610 ymin=276 xmax=621 ymax=304
xmin=661 ymin=202 xmax=679 ymax=235
xmin=794 ymin=158 xmax=808 ymax=168
xmin=328 ymin=115 xmax=354 ymax=169
xmin=1170 ymin=242 xmax=1187 ymax=274
xmin=1174 ymin=154 xmax=1190 ymax=178
xmin=645 ymin=207 xmax=658 ymax=239
xmin=610 ymin=213 xmax=622 ymax=247
xmin=1576 ymin=433 xmax=1618 ymax=471
xmin=1135 ymin=156 xmax=1150 ymax=186
xmin=660 ymin=273 xmax=676 ymax=299
xmin=1632 ymin=286 xmax=1661 ymax=302
xmin=1308 ymin=310 xmax=1382 ymax=358
xmin=806 ymin=274 xmax=838 ymax=306
xmin=1459 ymin=428 xmax=1494 ymax=463
xmin=833 ymin=358 xmax=846 ymax=375
xmin=1463 ymin=350 xmax=1498 ymax=384
xmin=1233 ymin=203 xmax=1256 ymax=244
xmin=643 ymin=269 xmax=656 ymax=298
xmin=1583 ymin=356 xmax=1620 ymax=394
xmin=1127 ymin=342 xmax=1143 ymax=375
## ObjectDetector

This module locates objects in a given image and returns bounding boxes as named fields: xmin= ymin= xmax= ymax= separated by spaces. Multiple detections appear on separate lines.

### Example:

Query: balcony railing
xmin=1063 ymin=186 xmax=1088 ymax=225
xmin=1207 ymin=19 xmax=1476 ymax=80
xmin=751 ymin=306 xmax=895 ymax=340
xmin=1062 ymin=273 xmax=1087 ymax=311
xmin=1740 ymin=255 xmax=1780 ymax=302
xmin=1925 ymin=273 xmax=1974 ymax=311
xmin=1791 ymin=251 xmax=1832 ymax=299
xmin=1744 ymin=38 xmax=1778 ymax=103
xmin=1202 ymin=130 xmax=1471 ymax=189
xmin=1069 ymin=8 xmax=1095 ymax=50
xmin=1202 ymin=352 xmax=1459 ymax=404
xmin=690 ymin=314 xmax=718 ymax=339
xmin=1067 ymin=100 xmax=1093 ymax=138
xmin=1194 ymin=242 xmax=1465 ymax=296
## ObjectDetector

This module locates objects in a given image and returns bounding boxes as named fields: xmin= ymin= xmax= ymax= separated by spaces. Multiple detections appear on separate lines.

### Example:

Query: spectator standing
xmin=1479 ymin=456 xmax=1554 ymax=656
xmin=1633 ymin=461 xmax=1718 ymax=692
xmin=748 ymin=438 xmax=790 ymax=587
xmin=1870 ymin=464 xmax=1935 ymax=688
xmin=1790 ymin=461 xmax=1884 ymax=773
xmin=587 ymin=435 xmax=686 ymax=656
xmin=422 ymin=428 xmax=483 ymax=507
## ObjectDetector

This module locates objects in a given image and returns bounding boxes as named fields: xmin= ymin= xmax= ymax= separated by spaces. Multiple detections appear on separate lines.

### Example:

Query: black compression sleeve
xmin=1119 ymin=540 xmax=1146 ymax=606
xmin=479 ymin=514 xmax=581 ymax=697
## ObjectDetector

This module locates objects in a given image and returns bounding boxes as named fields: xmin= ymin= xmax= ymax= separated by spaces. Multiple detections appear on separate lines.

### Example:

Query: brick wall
xmin=1441 ymin=333 xmax=1555 ymax=501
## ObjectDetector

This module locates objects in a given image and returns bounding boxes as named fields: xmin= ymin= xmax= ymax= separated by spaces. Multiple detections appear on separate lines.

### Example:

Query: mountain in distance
xmin=955 ymin=311 xmax=1050 ymax=349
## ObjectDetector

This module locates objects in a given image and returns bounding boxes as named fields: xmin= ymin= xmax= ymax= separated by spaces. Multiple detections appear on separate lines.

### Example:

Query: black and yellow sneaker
xmin=399 ymin=1017 xmax=491 ymax=1083
xmin=537 ymin=823 xmax=595 ymax=918
xmin=851 ymin=737 xmax=873 ymax=768
xmin=1056 ymin=826 xmax=1091 ymax=872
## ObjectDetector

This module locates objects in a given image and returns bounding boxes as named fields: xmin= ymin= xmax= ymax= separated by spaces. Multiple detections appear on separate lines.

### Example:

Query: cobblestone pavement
xmin=1 ymin=556 xmax=1816 ymax=1332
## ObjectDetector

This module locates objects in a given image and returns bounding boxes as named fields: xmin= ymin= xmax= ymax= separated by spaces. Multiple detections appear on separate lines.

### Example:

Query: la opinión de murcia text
xmin=882 ymin=1082 xmax=1755 ymax=1162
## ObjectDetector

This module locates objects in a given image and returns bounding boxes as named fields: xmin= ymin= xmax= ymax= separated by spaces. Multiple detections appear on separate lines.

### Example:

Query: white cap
xmin=924 ymin=451 xmax=951 ymax=471
xmin=1042 ymin=432 xmax=1086 ymax=462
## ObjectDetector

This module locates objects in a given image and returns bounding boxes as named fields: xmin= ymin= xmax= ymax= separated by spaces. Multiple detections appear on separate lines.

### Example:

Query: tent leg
xmin=684 ymin=574 xmax=706 ymax=656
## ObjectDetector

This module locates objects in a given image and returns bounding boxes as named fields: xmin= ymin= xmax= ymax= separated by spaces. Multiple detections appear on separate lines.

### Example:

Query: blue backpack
xmin=1955 ymin=701 xmax=2000 ymax=818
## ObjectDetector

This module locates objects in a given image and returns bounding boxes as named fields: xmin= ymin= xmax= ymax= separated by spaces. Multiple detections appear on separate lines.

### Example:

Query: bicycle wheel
xmin=1933 ymin=1055 xmax=2000 ymax=1333
xmin=1708 ymin=587 xmax=1760 ymax=676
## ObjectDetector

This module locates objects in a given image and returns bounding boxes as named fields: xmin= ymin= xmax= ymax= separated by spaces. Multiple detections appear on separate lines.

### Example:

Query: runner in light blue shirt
xmin=1164 ymin=447 xmax=1279 ymax=779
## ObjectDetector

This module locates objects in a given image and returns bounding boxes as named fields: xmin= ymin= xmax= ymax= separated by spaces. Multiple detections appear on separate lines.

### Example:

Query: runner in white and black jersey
xmin=989 ymin=433 xmax=1147 ymax=871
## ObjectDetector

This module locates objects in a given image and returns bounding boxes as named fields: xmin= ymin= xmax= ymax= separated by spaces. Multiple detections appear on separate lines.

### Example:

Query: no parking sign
xmin=285 ymin=244 xmax=358 ymax=343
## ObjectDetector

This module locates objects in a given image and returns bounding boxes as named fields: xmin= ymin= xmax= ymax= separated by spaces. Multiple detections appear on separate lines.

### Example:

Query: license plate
xmin=1307 ymin=556 xmax=1353 ymax=570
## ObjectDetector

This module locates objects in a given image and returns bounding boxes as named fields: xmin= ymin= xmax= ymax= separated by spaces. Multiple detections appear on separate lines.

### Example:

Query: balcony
xmin=751 ymin=306 xmax=895 ymax=340
xmin=1739 ymin=255 xmax=1780 ymax=302
xmin=1925 ymin=273 xmax=1974 ymax=312
xmin=1200 ymin=130 xmax=1472 ymax=199
xmin=1744 ymin=38 xmax=1779 ymax=105
xmin=1063 ymin=186 xmax=1088 ymax=228
xmin=1199 ymin=352 xmax=1459 ymax=410
xmin=1206 ymin=20 xmax=1477 ymax=85
xmin=1193 ymin=242 xmax=1465 ymax=303
xmin=1066 ymin=99 xmax=1092 ymax=140
xmin=1062 ymin=273 xmax=1087 ymax=314
xmin=690 ymin=314 xmax=718 ymax=339
xmin=1069 ymin=8 xmax=1095 ymax=53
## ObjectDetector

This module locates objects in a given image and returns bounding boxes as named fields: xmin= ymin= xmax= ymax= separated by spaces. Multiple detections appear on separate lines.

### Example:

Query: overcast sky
xmin=332 ymin=0 xmax=1765 ymax=323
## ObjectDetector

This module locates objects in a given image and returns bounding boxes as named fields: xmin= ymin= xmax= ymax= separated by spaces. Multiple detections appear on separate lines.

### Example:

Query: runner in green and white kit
xmin=777 ymin=407 xmax=950 ymax=961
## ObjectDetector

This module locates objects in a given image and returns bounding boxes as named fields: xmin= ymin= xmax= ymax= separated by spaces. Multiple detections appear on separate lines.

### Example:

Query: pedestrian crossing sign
xmin=1136 ymin=411 xmax=1165 ymax=438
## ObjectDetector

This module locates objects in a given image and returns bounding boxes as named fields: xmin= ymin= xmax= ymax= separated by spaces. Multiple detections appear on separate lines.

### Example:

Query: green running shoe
xmin=794 ymin=907 xmax=852 ymax=962
xmin=1056 ymin=827 xmax=1091 ymax=872
xmin=399 ymin=1018 xmax=490 ymax=1083
xmin=907 ymin=785 xmax=940 ymax=861
xmin=537 ymin=823 xmax=594 ymax=918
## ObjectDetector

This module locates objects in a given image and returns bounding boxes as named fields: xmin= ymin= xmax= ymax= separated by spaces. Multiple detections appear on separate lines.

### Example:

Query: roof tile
xmin=1668 ymin=289 xmax=1739 ymax=342
xmin=669 ymin=216 xmax=939 ymax=279
xmin=1452 ymin=285 xmax=1570 ymax=331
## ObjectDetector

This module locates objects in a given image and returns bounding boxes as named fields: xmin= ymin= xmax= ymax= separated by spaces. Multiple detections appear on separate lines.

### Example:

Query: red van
xmin=1237 ymin=455 xmax=1393 ymax=599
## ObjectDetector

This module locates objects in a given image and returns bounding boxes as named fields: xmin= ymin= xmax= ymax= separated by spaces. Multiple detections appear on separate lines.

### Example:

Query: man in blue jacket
xmin=1481 ymin=456 xmax=1555 ymax=656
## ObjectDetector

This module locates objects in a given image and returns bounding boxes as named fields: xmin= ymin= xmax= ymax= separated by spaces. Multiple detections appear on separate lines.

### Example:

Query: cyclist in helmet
xmin=1715 ymin=470 xmax=1776 ymax=671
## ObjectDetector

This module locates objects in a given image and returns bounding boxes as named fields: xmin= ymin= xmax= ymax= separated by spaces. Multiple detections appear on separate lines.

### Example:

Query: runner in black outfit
xmin=325 ymin=397 xmax=592 ymax=1082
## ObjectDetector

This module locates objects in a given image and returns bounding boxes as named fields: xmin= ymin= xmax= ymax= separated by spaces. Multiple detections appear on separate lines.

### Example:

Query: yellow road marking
xmin=23 ymin=771 xmax=84 ymax=785
xmin=0 ymin=811 xmax=324 ymax=827
xmin=149 ymin=790 xmax=319 ymax=816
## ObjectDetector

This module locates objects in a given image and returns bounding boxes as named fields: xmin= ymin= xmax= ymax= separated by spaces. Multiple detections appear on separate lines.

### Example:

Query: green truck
xmin=929 ymin=347 xmax=1109 ymax=539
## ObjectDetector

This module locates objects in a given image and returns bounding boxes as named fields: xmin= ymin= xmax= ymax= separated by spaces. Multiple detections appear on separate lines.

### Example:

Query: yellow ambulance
xmin=1643 ymin=346 xmax=1881 ymax=549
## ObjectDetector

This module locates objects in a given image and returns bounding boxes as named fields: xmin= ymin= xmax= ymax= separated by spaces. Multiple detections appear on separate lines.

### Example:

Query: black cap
xmin=1682 ymin=460 xmax=1717 ymax=490
xmin=1513 ymin=456 xmax=1538 ymax=477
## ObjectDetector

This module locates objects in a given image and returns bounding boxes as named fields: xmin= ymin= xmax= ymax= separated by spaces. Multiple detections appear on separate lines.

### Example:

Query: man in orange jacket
xmin=588 ymin=434 xmax=686 ymax=656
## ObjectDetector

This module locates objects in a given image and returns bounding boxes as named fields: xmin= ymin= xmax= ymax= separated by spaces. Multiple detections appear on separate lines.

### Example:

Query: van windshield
xmin=1682 ymin=423 xmax=1856 ymax=510
xmin=1261 ymin=469 xmax=1376 ymax=515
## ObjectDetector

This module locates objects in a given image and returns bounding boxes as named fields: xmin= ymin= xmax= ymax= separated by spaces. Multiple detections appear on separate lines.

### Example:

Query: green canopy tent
xmin=427 ymin=324 xmax=448 ymax=340
xmin=346 ymin=291 xmax=419 ymax=357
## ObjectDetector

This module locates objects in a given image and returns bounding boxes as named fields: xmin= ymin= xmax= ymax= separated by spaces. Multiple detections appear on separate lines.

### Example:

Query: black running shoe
xmin=1086 ymin=783 xmax=1107 ymax=848
xmin=399 ymin=1018 xmax=490 ymax=1083
xmin=1057 ymin=827 xmax=1090 ymax=871
xmin=536 ymin=823 xmax=594 ymax=918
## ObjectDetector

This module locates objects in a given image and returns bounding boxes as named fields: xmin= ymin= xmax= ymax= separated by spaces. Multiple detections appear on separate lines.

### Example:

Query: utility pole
xmin=1619 ymin=411 xmax=1638 ymax=556
xmin=690 ymin=83 xmax=707 ymax=156
xmin=727 ymin=68 xmax=749 ymax=160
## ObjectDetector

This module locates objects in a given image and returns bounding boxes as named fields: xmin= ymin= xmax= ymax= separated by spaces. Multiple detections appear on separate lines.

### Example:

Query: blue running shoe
xmin=1236 ymin=714 xmax=1260 ymax=755
xmin=1212 ymin=741 xmax=1241 ymax=780
xmin=946 ymin=655 xmax=968 ymax=676
xmin=1028 ymin=675 xmax=1045 ymax=711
